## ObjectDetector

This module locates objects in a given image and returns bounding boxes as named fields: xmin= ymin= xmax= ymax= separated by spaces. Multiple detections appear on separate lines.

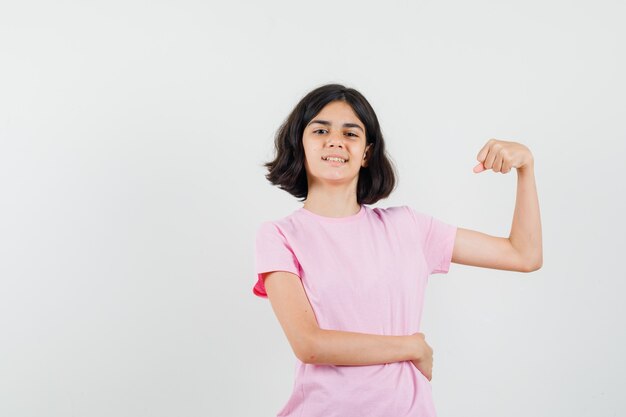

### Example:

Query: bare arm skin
xmin=262 ymin=271 xmax=431 ymax=371
xmin=508 ymin=160 xmax=543 ymax=270
xmin=453 ymin=143 xmax=543 ymax=272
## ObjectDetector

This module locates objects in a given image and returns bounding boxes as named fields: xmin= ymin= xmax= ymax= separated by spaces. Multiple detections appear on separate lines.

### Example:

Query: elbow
xmin=295 ymin=331 xmax=322 ymax=364
xmin=522 ymin=255 xmax=543 ymax=273
xmin=297 ymin=347 xmax=317 ymax=364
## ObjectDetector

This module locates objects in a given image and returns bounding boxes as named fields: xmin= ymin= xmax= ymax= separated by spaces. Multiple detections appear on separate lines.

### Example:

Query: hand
xmin=472 ymin=139 xmax=534 ymax=174
xmin=409 ymin=332 xmax=433 ymax=381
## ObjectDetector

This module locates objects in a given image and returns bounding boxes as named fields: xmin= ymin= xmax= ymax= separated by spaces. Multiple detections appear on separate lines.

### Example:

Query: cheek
xmin=303 ymin=144 xmax=322 ymax=158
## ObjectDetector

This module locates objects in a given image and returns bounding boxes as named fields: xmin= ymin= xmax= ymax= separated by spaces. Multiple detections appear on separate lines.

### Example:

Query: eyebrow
xmin=308 ymin=119 xmax=365 ymax=133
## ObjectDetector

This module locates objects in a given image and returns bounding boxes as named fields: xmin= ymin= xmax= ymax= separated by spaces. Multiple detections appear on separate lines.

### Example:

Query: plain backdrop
xmin=1 ymin=1 xmax=624 ymax=416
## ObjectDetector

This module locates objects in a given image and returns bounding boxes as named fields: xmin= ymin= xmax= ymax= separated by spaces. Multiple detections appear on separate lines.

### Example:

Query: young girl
xmin=252 ymin=83 xmax=542 ymax=417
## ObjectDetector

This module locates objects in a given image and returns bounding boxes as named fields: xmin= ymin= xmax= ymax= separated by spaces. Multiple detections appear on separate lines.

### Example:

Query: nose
xmin=325 ymin=131 xmax=345 ymax=148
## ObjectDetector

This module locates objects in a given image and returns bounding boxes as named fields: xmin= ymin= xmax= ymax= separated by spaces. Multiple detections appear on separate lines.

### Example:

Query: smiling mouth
xmin=322 ymin=156 xmax=348 ymax=163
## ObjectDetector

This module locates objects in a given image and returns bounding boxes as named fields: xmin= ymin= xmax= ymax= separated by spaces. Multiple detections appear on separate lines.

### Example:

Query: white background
xmin=1 ymin=1 xmax=624 ymax=416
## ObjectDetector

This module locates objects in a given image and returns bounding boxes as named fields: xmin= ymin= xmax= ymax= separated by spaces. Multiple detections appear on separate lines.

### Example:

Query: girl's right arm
xmin=311 ymin=328 xmax=433 ymax=380
xmin=263 ymin=271 xmax=433 ymax=379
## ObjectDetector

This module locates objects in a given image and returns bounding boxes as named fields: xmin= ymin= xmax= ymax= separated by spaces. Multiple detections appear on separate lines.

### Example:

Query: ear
xmin=361 ymin=143 xmax=373 ymax=168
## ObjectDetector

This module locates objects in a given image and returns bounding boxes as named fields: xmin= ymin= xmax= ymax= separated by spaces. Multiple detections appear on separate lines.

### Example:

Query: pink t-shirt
xmin=253 ymin=204 xmax=457 ymax=417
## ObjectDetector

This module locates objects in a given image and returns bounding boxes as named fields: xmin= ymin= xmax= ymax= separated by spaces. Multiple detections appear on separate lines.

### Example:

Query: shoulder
xmin=366 ymin=205 xmax=423 ymax=234
xmin=255 ymin=209 xmax=302 ymax=239
xmin=369 ymin=205 xmax=438 ymax=240
xmin=369 ymin=204 xmax=425 ymax=222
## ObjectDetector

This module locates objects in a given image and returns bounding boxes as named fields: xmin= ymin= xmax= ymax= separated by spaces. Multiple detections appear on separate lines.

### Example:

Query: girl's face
xmin=302 ymin=100 xmax=372 ymax=185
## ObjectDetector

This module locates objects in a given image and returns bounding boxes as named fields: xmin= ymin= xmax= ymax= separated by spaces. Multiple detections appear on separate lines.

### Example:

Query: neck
xmin=303 ymin=185 xmax=361 ymax=218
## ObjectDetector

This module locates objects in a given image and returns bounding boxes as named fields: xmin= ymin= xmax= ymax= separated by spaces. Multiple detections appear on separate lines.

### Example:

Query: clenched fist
xmin=473 ymin=139 xmax=534 ymax=174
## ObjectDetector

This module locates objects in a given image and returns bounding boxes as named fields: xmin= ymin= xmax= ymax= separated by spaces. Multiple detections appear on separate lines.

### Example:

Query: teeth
xmin=324 ymin=157 xmax=346 ymax=163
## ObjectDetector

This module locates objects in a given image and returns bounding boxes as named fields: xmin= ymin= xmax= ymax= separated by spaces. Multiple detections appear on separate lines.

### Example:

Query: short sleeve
xmin=253 ymin=221 xmax=302 ymax=298
xmin=405 ymin=206 xmax=458 ymax=275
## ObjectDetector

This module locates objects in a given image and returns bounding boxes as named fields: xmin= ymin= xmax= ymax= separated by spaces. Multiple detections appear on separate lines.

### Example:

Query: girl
xmin=252 ymin=83 xmax=542 ymax=417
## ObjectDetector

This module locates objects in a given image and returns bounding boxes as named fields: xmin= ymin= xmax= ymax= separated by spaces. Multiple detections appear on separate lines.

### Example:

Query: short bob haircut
xmin=263 ymin=83 xmax=397 ymax=205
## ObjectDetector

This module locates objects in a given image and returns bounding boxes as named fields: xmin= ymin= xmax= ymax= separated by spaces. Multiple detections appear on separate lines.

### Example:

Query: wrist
xmin=408 ymin=334 xmax=424 ymax=361
xmin=519 ymin=157 xmax=535 ymax=173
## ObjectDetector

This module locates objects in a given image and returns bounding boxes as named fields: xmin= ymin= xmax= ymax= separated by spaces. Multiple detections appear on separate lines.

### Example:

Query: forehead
xmin=311 ymin=101 xmax=363 ymax=127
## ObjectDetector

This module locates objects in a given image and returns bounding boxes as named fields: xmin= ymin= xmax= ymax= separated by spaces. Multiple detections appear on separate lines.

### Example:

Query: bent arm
xmin=263 ymin=270 xmax=423 ymax=366
xmin=451 ymin=159 xmax=544 ymax=272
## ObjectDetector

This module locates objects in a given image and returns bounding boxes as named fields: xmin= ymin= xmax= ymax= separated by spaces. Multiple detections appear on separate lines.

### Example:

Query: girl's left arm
xmin=451 ymin=139 xmax=543 ymax=272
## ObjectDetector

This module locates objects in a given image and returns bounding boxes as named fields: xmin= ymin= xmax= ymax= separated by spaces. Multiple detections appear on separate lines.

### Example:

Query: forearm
xmin=509 ymin=160 xmax=543 ymax=269
xmin=303 ymin=328 xmax=418 ymax=366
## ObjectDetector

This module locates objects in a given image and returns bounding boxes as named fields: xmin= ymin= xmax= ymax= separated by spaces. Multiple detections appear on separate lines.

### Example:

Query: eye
xmin=345 ymin=132 xmax=358 ymax=137
xmin=313 ymin=129 xmax=328 ymax=134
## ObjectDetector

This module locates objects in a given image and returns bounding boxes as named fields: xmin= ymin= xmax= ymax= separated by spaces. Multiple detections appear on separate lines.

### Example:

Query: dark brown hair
xmin=262 ymin=83 xmax=397 ymax=205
